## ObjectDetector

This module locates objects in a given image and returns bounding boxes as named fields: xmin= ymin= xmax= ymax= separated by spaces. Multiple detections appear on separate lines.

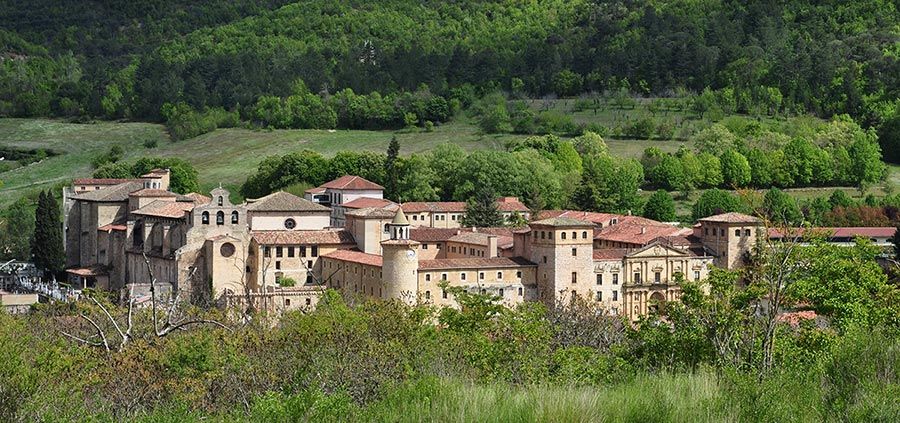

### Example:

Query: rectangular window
xmin=596 ymin=291 xmax=602 ymax=301
xmin=441 ymin=273 xmax=447 ymax=280
xmin=497 ymin=271 xmax=502 ymax=279
xmin=634 ymin=272 xmax=641 ymax=283
xmin=479 ymin=272 xmax=485 ymax=280
xmin=442 ymin=290 xmax=448 ymax=299
xmin=287 ymin=247 xmax=295 ymax=257
xmin=543 ymin=256 xmax=547 ymax=264
xmin=499 ymin=289 xmax=504 ymax=297
xmin=654 ymin=272 xmax=661 ymax=283
xmin=572 ymin=248 xmax=577 ymax=256
xmin=275 ymin=261 xmax=281 ymax=270
xmin=264 ymin=247 xmax=271 ymax=257
xmin=744 ymin=229 xmax=751 ymax=236
xmin=461 ymin=273 xmax=466 ymax=281
xmin=694 ymin=271 xmax=701 ymax=281
xmin=735 ymin=229 xmax=741 ymax=236
xmin=516 ymin=271 xmax=522 ymax=279
xmin=518 ymin=287 xmax=523 ymax=296
xmin=300 ymin=246 xmax=307 ymax=257
xmin=422 ymin=244 xmax=428 ymax=250
xmin=596 ymin=274 xmax=603 ymax=285
xmin=276 ymin=247 xmax=283 ymax=257
xmin=307 ymin=261 xmax=313 ymax=269
xmin=571 ymin=272 xmax=577 ymax=284
xmin=612 ymin=274 xmax=619 ymax=285
xmin=425 ymin=274 xmax=431 ymax=282
xmin=612 ymin=290 xmax=618 ymax=301
xmin=311 ymin=246 xmax=318 ymax=257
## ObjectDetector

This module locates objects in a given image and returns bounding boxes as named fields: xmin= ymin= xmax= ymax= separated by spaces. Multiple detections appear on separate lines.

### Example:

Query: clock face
xmin=406 ymin=250 xmax=416 ymax=258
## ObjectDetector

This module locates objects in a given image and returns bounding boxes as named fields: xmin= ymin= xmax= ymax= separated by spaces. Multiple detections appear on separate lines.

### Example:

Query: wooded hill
xmin=1 ymin=0 xmax=898 ymax=129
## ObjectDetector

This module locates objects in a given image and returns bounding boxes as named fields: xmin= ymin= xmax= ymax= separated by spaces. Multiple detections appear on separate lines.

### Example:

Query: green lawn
xmin=0 ymin=118 xmax=683 ymax=207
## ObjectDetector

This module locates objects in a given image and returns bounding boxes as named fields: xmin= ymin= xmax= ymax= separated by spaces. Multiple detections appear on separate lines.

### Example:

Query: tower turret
xmin=381 ymin=208 xmax=420 ymax=303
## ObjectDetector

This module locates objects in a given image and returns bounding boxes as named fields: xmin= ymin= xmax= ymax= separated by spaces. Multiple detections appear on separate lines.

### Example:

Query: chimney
xmin=487 ymin=235 xmax=498 ymax=258
xmin=640 ymin=227 xmax=646 ymax=234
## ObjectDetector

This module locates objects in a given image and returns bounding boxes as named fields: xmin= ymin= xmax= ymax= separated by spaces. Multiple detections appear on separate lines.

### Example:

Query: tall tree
xmin=461 ymin=187 xmax=503 ymax=227
xmin=0 ymin=197 xmax=36 ymax=261
xmin=643 ymin=190 xmax=676 ymax=222
xmin=385 ymin=136 xmax=400 ymax=200
xmin=31 ymin=190 xmax=64 ymax=276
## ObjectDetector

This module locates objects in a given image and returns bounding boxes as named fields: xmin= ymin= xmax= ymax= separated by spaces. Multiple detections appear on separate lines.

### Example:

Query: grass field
xmin=0 ymin=118 xmax=683 ymax=207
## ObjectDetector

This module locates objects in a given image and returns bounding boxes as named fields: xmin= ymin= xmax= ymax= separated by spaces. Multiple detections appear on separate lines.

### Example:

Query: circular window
xmin=284 ymin=218 xmax=296 ymax=229
xmin=220 ymin=242 xmax=235 ymax=257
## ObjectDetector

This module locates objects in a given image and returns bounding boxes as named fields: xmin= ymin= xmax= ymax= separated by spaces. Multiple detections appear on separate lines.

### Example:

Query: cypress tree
xmin=385 ymin=136 xmax=400 ymax=200
xmin=31 ymin=190 xmax=64 ymax=276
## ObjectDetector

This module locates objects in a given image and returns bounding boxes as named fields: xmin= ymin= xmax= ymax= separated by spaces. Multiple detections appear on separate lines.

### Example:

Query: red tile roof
xmin=321 ymin=249 xmax=383 ymax=267
xmin=418 ymin=257 xmax=536 ymax=270
xmin=131 ymin=201 xmax=194 ymax=218
xmin=97 ymin=224 xmax=127 ymax=232
xmin=594 ymin=221 xmax=683 ymax=245
xmin=698 ymin=212 xmax=761 ymax=224
xmin=305 ymin=186 xmax=326 ymax=194
xmin=530 ymin=217 xmax=595 ymax=227
xmin=593 ymin=249 xmax=629 ymax=260
xmin=410 ymin=227 xmax=514 ymax=243
xmin=319 ymin=175 xmax=384 ymax=191
xmin=496 ymin=197 xmax=530 ymax=212
xmin=768 ymin=227 xmax=896 ymax=239
xmin=129 ymin=188 xmax=177 ymax=198
xmin=184 ymin=193 xmax=211 ymax=205
xmin=341 ymin=197 xmax=396 ymax=209
xmin=252 ymin=229 xmax=356 ymax=245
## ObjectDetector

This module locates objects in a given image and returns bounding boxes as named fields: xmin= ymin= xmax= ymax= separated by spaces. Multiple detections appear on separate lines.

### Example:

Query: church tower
xmin=380 ymin=208 xmax=420 ymax=303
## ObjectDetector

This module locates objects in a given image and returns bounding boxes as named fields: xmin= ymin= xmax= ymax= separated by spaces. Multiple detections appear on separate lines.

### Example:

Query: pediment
xmin=626 ymin=243 xmax=688 ymax=259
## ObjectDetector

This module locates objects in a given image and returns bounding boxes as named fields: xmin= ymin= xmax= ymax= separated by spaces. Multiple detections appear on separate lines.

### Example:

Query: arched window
xmin=425 ymin=291 xmax=431 ymax=299
xmin=216 ymin=211 xmax=224 ymax=225
xmin=561 ymin=232 xmax=567 ymax=239
xmin=231 ymin=211 xmax=239 ymax=224
xmin=582 ymin=231 xmax=588 ymax=239
xmin=201 ymin=211 xmax=209 ymax=224
xmin=217 ymin=196 xmax=224 ymax=206
xmin=572 ymin=231 xmax=577 ymax=239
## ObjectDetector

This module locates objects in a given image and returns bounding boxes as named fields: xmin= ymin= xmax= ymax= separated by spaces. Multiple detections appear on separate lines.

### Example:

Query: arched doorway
xmin=649 ymin=291 xmax=666 ymax=315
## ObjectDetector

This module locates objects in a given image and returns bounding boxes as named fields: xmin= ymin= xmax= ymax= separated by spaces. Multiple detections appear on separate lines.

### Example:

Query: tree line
xmin=2 ymin=0 xmax=899 ymax=152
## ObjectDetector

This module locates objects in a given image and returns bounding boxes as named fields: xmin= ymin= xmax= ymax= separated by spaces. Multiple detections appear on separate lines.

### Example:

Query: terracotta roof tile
xmin=345 ymin=207 xmax=396 ymax=219
xmin=410 ymin=227 xmax=514 ymax=243
xmin=247 ymin=191 xmax=330 ymax=212
xmin=496 ymin=197 xmax=530 ymax=212
xmin=594 ymin=220 xmax=683 ymax=245
xmin=72 ymin=181 xmax=144 ymax=202
xmin=252 ymin=229 xmax=356 ymax=245
xmin=319 ymin=175 xmax=384 ymax=191
xmin=321 ymin=249 xmax=383 ymax=267
xmin=698 ymin=212 xmax=761 ymax=224
xmin=97 ymin=224 xmax=127 ymax=232
xmin=305 ymin=186 xmax=326 ymax=194
xmin=419 ymin=257 xmax=536 ymax=270
xmin=184 ymin=193 xmax=211 ymax=205
xmin=593 ymin=249 xmax=629 ymax=260
xmin=341 ymin=197 xmax=396 ymax=209
xmin=131 ymin=201 xmax=194 ymax=218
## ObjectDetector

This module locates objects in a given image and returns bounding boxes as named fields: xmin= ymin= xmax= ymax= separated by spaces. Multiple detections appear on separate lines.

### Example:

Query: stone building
xmin=64 ymin=173 xmax=761 ymax=320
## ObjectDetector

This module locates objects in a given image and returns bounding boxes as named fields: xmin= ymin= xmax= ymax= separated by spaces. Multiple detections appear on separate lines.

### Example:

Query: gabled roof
xmin=72 ymin=181 xmax=144 ymax=202
xmin=319 ymin=175 xmax=384 ymax=191
xmin=699 ymin=212 xmax=761 ymax=224
xmin=252 ymin=229 xmax=356 ymax=245
xmin=305 ymin=186 xmax=326 ymax=194
xmin=447 ymin=232 xmax=496 ymax=245
xmin=594 ymin=221 xmax=684 ymax=245
xmin=495 ymin=197 xmax=530 ymax=212
xmin=321 ymin=249 xmax=383 ymax=267
xmin=246 ymin=191 xmax=330 ymax=212
xmin=593 ymin=249 xmax=629 ymax=261
xmin=131 ymin=200 xmax=194 ymax=219
xmin=341 ymin=197 xmax=396 ymax=210
xmin=418 ymin=257 xmax=536 ymax=270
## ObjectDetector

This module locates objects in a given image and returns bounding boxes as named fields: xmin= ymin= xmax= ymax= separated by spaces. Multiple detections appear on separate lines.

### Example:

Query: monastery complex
xmin=63 ymin=172 xmax=894 ymax=320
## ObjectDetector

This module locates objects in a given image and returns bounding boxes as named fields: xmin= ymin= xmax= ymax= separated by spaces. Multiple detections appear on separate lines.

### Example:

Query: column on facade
xmin=161 ymin=225 xmax=171 ymax=256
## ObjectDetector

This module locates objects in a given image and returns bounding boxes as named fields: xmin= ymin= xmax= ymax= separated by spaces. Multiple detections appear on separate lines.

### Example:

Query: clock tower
xmin=381 ymin=208 xmax=420 ymax=303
